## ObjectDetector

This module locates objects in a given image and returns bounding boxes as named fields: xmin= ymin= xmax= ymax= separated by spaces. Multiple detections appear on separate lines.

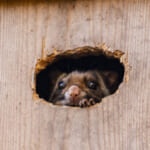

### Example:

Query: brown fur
xmin=49 ymin=70 xmax=118 ymax=107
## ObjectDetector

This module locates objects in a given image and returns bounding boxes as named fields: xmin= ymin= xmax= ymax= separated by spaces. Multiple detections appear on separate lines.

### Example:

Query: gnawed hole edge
xmin=32 ymin=46 xmax=127 ymax=105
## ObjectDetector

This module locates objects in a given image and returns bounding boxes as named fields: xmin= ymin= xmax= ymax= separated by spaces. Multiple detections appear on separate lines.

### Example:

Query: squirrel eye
xmin=87 ymin=81 xmax=97 ymax=90
xmin=58 ymin=81 xmax=65 ymax=89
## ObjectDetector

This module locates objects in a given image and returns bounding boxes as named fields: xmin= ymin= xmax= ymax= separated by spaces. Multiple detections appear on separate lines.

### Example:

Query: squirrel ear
xmin=49 ymin=69 xmax=63 ymax=85
xmin=101 ymin=71 xmax=119 ymax=94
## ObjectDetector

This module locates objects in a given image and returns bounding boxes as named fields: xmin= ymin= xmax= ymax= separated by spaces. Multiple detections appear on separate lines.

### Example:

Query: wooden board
xmin=0 ymin=0 xmax=150 ymax=150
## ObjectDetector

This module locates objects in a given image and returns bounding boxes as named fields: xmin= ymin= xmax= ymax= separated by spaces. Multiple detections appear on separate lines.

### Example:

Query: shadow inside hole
xmin=36 ymin=54 xmax=125 ymax=103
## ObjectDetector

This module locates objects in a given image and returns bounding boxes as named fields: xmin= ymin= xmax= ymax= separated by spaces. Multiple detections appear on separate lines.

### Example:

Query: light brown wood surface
xmin=0 ymin=0 xmax=150 ymax=150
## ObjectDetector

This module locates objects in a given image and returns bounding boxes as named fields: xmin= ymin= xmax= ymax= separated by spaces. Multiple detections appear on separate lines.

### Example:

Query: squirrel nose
xmin=68 ymin=85 xmax=80 ymax=98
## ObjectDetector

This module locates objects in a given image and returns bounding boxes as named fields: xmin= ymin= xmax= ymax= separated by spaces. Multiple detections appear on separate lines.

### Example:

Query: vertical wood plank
xmin=0 ymin=0 xmax=150 ymax=150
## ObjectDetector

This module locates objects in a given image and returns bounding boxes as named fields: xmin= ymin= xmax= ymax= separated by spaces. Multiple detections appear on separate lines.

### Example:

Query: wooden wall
xmin=0 ymin=0 xmax=150 ymax=150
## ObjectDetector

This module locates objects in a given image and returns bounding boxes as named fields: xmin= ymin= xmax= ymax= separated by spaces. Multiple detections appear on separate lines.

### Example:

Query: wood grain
xmin=0 ymin=0 xmax=150 ymax=150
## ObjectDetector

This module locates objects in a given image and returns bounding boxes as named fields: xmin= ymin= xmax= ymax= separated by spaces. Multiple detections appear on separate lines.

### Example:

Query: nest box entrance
xmin=33 ymin=46 xmax=125 ymax=107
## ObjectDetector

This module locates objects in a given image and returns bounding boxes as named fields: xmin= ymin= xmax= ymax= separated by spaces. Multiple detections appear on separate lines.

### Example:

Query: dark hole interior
xmin=36 ymin=53 xmax=125 ymax=105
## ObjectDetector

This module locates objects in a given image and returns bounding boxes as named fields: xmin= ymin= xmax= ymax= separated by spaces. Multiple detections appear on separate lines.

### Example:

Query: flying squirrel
xmin=48 ymin=70 xmax=119 ymax=107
